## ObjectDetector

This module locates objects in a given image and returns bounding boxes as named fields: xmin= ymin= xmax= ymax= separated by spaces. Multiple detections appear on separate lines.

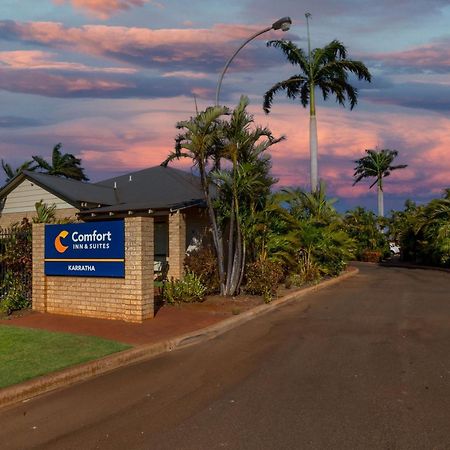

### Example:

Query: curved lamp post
xmin=215 ymin=16 xmax=292 ymax=105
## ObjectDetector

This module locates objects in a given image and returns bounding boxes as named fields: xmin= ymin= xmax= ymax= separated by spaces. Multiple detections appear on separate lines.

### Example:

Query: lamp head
xmin=272 ymin=17 xmax=292 ymax=32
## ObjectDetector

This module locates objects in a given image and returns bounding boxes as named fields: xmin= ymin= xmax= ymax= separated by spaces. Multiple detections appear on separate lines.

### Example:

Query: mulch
xmin=0 ymin=294 xmax=269 ymax=346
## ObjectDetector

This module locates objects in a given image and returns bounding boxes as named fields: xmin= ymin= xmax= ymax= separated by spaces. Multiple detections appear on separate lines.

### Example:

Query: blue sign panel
xmin=45 ymin=220 xmax=125 ymax=277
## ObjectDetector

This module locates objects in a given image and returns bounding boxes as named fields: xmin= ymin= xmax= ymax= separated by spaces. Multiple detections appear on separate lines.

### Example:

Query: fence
xmin=0 ymin=224 xmax=32 ymax=306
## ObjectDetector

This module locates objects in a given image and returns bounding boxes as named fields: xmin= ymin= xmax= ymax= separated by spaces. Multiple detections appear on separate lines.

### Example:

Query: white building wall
xmin=2 ymin=180 xmax=72 ymax=213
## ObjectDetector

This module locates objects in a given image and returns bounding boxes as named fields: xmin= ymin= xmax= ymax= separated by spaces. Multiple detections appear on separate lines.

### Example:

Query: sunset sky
xmin=0 ymin=0 xmax=449 ymax=213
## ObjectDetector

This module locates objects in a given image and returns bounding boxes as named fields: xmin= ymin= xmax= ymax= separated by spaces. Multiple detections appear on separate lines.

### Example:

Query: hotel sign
xmin=45 ymin=221 xmax=125 ymax=277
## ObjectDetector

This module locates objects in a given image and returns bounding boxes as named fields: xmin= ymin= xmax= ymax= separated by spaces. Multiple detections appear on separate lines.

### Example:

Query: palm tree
xmin=263 ymin=17 xmax=371 ymax=192
xmin=1 ymin=160 xmax=36 ymax=183
xmin=353 ymin=149 xmax=407 ymax=217
xmin=32 ymin=143 xmax=89 ymax=181
xmin=163 ymin=105 xmax=229 ymax=293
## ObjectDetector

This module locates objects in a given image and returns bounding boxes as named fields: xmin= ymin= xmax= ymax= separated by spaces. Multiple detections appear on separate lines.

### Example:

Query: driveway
xmin=1 ymin=263 xmax=449 ymax=449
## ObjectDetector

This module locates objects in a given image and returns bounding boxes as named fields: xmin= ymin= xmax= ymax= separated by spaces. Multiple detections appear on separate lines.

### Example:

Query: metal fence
xmin=0 ymin=226 xmax=32 ymax=303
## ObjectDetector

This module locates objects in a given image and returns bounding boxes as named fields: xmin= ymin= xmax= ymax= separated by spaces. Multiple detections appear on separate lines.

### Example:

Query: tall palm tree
xmin=1 ymin=160 xmax=36 ymax=183
xmin=353 ymin=149 xmax=407 ymax=217
xmin=162 ymin=105 xmax=229 ymax=293
xmin=32 ymin=143 xmax=89 ymax=181
xmin=263 ymin=20 xmax=371 ymax=192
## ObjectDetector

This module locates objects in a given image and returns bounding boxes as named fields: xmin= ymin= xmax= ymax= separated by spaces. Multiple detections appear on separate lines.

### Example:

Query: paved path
xmin=1 ymin=263 xmax=449 ymax=449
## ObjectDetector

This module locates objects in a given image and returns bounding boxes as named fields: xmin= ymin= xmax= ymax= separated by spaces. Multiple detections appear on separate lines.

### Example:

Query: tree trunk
xmin=309 ymin=85 xmax=318 ymax=192
xmin=377 ymin=179 xmax=384 ymax=218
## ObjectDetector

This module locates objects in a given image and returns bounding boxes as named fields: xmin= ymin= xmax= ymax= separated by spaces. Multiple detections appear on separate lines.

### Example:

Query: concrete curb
xmin=0 ymin=266 xmax=359 ymax=409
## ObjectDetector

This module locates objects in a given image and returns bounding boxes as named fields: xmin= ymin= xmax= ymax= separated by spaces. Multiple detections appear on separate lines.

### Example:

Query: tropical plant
xmin=263 ymin=20 xmax=371 ymax=192
xmin=343 ymin=206 xmax=388 ymax=259
xmin=163 ymin=271 xmax=207 ymax=304
xmin=353 ymin=148 xmax=407 ymax=217
xmin=1 ymin=160 xmax=36 ymax=184
xmin=163 ymin=104 xmax=228 ymax=293
xmin=164 ymin=97 xmax=282 ymax=296
xmin=32 ymin=143 xmax=89 ymax=181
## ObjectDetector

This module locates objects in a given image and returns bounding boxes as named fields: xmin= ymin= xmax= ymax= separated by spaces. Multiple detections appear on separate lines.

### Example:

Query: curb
xmin=0 ymin=266 xmax=359 ymax=409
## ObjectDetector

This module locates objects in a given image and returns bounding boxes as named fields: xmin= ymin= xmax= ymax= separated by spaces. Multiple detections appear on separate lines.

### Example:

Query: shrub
xmin=163 ymin=271 xmax=207 ymax=304
xmin=0 ymin=271 xmax=31 ymax=315
xmin=184 ymin=246 xmax=220 ymax=294
xmin=244 ymin=259 xmax=284 ymax=302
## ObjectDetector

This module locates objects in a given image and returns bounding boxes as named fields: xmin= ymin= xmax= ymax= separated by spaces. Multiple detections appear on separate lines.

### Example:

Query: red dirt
xmin=0 ymin=295 xmax=268 ymax=346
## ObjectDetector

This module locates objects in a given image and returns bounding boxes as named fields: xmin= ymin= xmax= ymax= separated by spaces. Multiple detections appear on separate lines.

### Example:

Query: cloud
xmin=53 ymin=0 xmax=157 ymax=19
xmin=365 ymin=82 xmax=450 ymax=113
xmin=0 ymin=21 xmax=291 ymax=72
xmin=367 ymin=37 xmax=450 ymax=74
xmin=0 ymin=50 xmax=136 ymax=73
xmin=0 ymin=66 xmax=213 ymax=98
xmin=0 ymin=116 xmax=42 ymax=128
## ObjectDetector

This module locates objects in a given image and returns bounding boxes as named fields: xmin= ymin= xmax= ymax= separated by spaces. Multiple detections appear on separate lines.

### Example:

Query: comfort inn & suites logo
xmin=54 ymin=230 xmax=69 ymax=253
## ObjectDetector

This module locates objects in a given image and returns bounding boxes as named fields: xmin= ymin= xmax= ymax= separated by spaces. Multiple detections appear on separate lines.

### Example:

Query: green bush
xmin=163 ymin=271 xmax=207 ymax=304
xmin=184 ymin=246 xmax=220 ymax=294
xmin=0 ymin=271 xmax=31 ymax=315
xmin=244 ymin=259 xmax=284 ymax=302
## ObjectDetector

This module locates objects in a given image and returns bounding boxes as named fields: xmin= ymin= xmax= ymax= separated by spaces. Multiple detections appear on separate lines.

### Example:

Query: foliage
xmin=0 ymin=271 xmax=31 ymax=314
xmin=164 ymin=96 xmax=282 ymax=296
xmin=353 ymin=148 xmax=407 ymax=217
xmin=184 ymin=245 xmax=220 ymax=294
xmin=0 ymin=219 xmax=32 ymax=276
xmin=343 ymin=207 xmax=388 ymax=259
xmin=0 ymin=219 xmax=32 ymax=314
xmin=32 ymin=143 xmax=89 ymax=181
xmin=32 ymin=200 xmax=73 ymax=224
xmin=263 ymin=38 xmax=371 ymax=190
xmin=244 ymin=259 xmax=284 ymax=302
xmin=263 ymin=39 xmax=372 ymax=113
xmin=1 ymin=159 xmax=36 ymax=184
xmin=163 ymin=271 xmax=207 ymax=304
xmin=387 ymin=191 xmax=450 ymax=267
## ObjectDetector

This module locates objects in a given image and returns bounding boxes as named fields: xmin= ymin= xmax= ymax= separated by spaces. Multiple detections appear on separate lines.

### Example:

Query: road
xmin=1 ymin=263 xmax=449 ymax=449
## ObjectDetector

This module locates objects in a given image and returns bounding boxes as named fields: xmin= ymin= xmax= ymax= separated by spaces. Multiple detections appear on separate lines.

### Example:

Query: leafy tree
xmin=163 ymin=104 xmax=229 ymax=294
xmin=263 ymin=32 xmax=371 ymax=192
xmin=353 ymin=148 xmax=407 ymax=217
xmin=32 ymin=143 xmax=89 ymax=181
xmin=1 ymin=160 xmax=36 ymax=183
xmin=164 ymin=97 xmax=282 ymax=296
xmin=343 ymin=206 xmax=388 ymax=259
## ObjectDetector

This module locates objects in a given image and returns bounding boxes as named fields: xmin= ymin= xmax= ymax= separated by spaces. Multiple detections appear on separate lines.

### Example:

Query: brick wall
xmin=168 ymin=211 xmax=186 ymax=280
xmin=32 ymin=217 xmax=154 ymax=323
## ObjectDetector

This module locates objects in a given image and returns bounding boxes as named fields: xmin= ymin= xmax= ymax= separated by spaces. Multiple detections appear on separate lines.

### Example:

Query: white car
xmin=389 ymin=242 xmax=400 ymax=255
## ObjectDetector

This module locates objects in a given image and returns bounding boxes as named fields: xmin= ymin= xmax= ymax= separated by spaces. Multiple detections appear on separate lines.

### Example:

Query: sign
xmin=45 ymin=221 xmax=125 ymax=277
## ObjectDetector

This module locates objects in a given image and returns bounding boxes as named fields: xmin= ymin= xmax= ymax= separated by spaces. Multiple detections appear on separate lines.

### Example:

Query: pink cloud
xmin=53 ymin=0 xmax=156 ymax=19
xmin=369 ymin=38 xmax=450 ymax=73
xmin=0 ymin=21 xmax=288 ymax=67
xmin=0 ymin=50 xmax=135 ymax=73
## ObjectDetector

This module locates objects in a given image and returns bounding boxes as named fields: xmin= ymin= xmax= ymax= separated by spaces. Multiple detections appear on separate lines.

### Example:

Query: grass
xmin=0 ymin=325 xmax=131 ymax=389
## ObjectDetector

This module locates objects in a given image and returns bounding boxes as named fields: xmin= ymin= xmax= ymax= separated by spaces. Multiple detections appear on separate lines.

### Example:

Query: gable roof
xmin=0 ymin=171 xmax=117 ymax=208
xmin=0 ymin=166 xmax=205 ymax=216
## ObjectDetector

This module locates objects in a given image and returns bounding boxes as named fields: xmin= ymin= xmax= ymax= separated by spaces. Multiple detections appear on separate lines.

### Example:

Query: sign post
xmin=44 ymin=221 xmax=125 ymax=277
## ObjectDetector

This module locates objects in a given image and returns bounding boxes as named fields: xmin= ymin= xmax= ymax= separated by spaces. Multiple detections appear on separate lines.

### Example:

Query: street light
xmin=215 ymin=17 xmax=292 ymax=106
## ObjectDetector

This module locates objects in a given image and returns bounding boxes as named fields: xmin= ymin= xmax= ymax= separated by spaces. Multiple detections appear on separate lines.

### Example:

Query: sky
xmin=0 ymin=0 xmax=449 ymax=213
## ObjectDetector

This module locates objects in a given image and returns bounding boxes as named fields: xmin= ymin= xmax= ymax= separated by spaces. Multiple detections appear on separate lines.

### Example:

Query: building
xmin=0 ymin=166 xmax=210 ymax=280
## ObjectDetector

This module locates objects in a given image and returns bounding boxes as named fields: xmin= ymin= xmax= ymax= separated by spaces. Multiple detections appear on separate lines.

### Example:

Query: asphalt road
xmin=1 ymin=263 xmax=449 ymax=450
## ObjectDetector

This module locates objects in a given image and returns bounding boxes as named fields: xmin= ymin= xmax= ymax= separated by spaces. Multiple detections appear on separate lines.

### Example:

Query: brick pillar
xmin=124 ymin=217 xmax=154 ymax=322
xmin=32 ymin=223 xmax=46 ymax=312
xmin=168 ymin=211 xmax=186 ymax=280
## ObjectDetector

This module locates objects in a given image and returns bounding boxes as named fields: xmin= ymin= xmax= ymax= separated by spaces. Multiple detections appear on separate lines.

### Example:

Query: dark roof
xmin=0 ymin=171 xmax=117 ymax=208
xmin=0 ymin=166 xmax=205 ymax=214
xmin=91 ymin=166 xmax=205 ymax=212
